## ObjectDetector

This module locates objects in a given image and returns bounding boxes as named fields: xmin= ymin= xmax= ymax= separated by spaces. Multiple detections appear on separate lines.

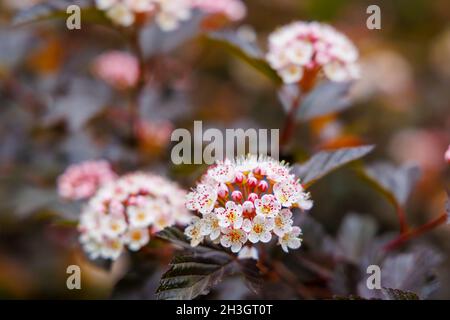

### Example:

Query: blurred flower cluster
xmin=266 ymin=21 xmax=359 ymax=84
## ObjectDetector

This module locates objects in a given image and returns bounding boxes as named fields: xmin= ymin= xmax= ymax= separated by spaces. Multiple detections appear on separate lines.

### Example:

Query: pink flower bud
xmin=234 ymin=171 xmax=245 ymax=184
xmin=247 ymin=176 xmax=258 ymax=188
xmin=218 ymin=183 xmax=229 ymax=198
xmin=247 ymin=193 xmax=259 ymax=202
xmin=257 ymin=180 xmax=269 ymax=192
xmin=253 ymin=166 xmax=266 ymax=176
xmin=231 ymin=190 xmax=243 ymax=202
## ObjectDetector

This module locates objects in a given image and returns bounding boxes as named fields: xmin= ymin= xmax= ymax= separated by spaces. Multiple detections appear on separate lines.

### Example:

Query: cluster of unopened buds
xmin=266 ymin=21 xmax=360 ymax=84
xmin=58 ymin=161 xmax=190 ymax=260
xmin=184 ymin=156 xmax=313 ymax=258
xmin=95 ymin=0 xmax=246 ymax=31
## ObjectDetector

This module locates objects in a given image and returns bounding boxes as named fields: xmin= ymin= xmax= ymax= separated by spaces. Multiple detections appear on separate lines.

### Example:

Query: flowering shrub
xmin=5 ymin=0 xmax=450 ymax=301
xmin=184 ymin=156 xmax=312 ymax=254
xmin=266 ymin=21 xmax=359 ymax=84
xmin=57 ymin=160 xmax=117 ymax=200
xmin=78 ymin=172 xmax=190 ymax=260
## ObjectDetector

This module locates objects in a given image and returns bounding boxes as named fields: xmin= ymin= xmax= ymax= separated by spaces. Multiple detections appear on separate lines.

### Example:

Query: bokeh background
xmin=0 ymin=0 xmax=449 ymax=299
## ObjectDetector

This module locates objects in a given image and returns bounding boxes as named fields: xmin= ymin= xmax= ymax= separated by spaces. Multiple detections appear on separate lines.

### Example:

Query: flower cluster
xmin=266 ymin=21 xmax=359 ymax=84
xmin=78 ymin=172 xmax=190 ymax=260
xmin=190 ymin=0 xmax=246 ymax=22
xmin=92 ymin=51 xmax=140 ymax=90
xmin=184 ymin=156 xmax=312 ymax=255
xmin=58 ymin=160 xmax=117 ymax=200
xmin=95 ymin=0 xmax=246 ymax=31
xmin=95 ymin=0 xmax=192 ymax=31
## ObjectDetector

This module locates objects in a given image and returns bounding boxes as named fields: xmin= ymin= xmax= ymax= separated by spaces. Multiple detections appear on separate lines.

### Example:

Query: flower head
xmin=266 ymin=21 xmax=359 ymax=84
xmin=184 ymin=155 xmax=312 ymax=255
xmin=78 ymin=172 xmax=190 ymax=260
xmin=58 ymin=160 xmax=117 ymax=200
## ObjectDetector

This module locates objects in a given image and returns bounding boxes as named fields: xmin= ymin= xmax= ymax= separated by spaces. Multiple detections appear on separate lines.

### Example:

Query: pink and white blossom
xmin=78 ymin=172 xmax=190 ymax=260
xmin=279 ymin=226 xmax=303 ymax=253
xmin=183 ymin=155 xmax=312 ymax=255
xmin=58 ymin=160 xmax=117 ymax=200
xmin=266 ymin=21 xmax=359 ymax=84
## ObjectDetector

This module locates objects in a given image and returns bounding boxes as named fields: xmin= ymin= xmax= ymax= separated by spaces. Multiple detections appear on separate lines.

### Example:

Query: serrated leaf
xmin=207 ymin=30 xmax=281 ymax=84
xmin=13 ymin=0 xmax=101 ymax=26
xmin=297 ymin=81 xmax=353 ymax=121
xmin=293 ymin=145 xmax=375 ymax=187
xmin=156 ymin=227 xmax=261 ymax=300
xmin=359 ymin=162 xmax=421 ymax=208
xmin=381 ymin=288 xmax=419 ymax=300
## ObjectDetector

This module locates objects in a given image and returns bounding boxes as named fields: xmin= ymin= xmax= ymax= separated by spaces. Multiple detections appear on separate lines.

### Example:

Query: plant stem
xmin=279 ymin=94 xmax=302 ymax=151
xmin=395 ymin=204 xmax=409 ymax=234
xmin=383 ymin=213 xmax=447 ymax=252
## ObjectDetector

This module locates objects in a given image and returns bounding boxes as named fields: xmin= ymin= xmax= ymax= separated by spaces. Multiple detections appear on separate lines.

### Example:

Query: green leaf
xmin=297 ymin=81 xmax=354 ymax=121
xmin=206 ymin=30 xmax=281 ymax=84
xmin=293 ymin=145 xmax=375 ymax=187
xmin=156 ymin=227 xmax=261 ymax=300
xmin=381 ymin=288 xmax=419 ymax=300
xmin=358 ymin=162 xmax=421 ymax=208
xmin=12 ymin=0 xmax=102 ymax=26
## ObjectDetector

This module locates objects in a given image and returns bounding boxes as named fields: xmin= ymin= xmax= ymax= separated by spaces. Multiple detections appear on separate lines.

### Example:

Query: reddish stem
xmin=395 ymin=204 xmax=409 ymax=234
xmin=383 ymin=213 xmax=447 ymax=252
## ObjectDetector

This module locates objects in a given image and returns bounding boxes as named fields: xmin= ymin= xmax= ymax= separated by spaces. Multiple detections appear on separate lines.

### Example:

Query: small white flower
xmin=200 ymin=213 xmax=221 ymax=241
xmin=242 ymin=216 xmax=274 ymax=243
xmin=254 ymin=194 xmax=281 ymax=218
xmin=106 ymin=3 xmax=135 ymax=27
xmin=238 ymin=246 xmax=259 ymax=260
xmin=286 ymin=41 xmax=314 ymax=65
xmin=101 ymin=237 xmax=124 ymax=260
xmin=185 ymin=217 xmax=204 ymax=247
xmin=273 ymin=209 xmax=294 ymax=237
xmin=273 ymin=179 xmax=303 ymax=207
xmin=124 ymin=228 xmax=150 ymax=251
xmin=193 ymin=184 xmax=218 ymax=215
xmin=278 ymin=64 xmax=304 ymax=84
xmin=208 ymin=160 xmax=236 ymax=183
xmin=96 ymin=0 xmax=117 ymax=10
xmin=127 ymin=205 xmax=154 ymax=228
xmin=297 ymin=192 xmax=313 ymax=211
xmin=278 ymin=226 xmax=302 ymax=253
xmin=101 ymin=215 xmax=127 ymax=238
xmin=220 ymin=228 xmax=247 ymax=253
xmin=217 ymin=201 xmax=243 ymax=229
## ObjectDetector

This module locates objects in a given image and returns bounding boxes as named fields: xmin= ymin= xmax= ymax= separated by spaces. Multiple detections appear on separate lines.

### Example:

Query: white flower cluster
xmin=95 ymin=0 xmax=192 ymax=31
xmin=184 ymin=156 xmax=312 ymax=255
xmin=79 ymin=172 xmax=190 ymax=260
xmin=266 ymin=21 xmax=360 ymax=84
